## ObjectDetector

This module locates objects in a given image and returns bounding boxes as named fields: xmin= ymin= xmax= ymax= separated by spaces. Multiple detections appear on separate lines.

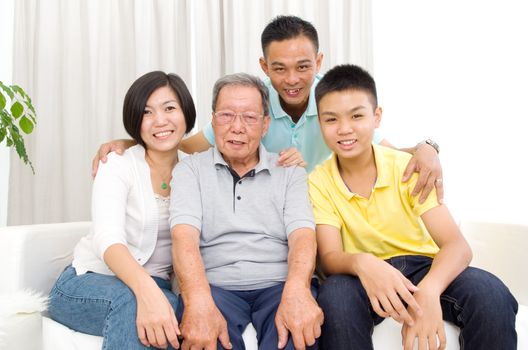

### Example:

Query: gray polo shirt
xmin=169 ymin=145 xmax=315 ymax=291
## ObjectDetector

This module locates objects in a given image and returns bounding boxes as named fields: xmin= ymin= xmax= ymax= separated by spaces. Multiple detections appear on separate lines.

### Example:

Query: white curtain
xmin=8 ymin=0 xmax=373 ymax=225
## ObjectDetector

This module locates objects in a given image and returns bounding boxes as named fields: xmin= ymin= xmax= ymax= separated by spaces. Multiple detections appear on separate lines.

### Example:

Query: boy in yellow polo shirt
xmin=309 ymin=64 xmax=518 ymax=350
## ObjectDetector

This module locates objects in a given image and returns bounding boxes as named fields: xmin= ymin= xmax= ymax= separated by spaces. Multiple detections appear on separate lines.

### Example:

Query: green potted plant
xmin=0 ymin=81 xmax=36 ymax=173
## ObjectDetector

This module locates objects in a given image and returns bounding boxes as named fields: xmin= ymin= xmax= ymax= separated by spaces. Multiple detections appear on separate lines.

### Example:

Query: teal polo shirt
xmin=203 ymin=75 xmax=383 ymax=172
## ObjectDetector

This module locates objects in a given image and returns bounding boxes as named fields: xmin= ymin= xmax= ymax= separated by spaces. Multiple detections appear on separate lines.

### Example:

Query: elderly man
xmin=169 ymin=73 xmax=323 ymax=350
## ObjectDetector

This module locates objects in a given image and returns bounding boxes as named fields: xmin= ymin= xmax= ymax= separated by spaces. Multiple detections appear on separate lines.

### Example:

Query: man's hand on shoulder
xmin=275 ymin=281 xmax=323 ymax=349
xmin=91 ymin=139 xmax=136 ymax=178
xmin=402 ymin=141 xmax=443 ymax=204
xmin=278 ymin=147 xmax=307 ymax=168
xmin=180 ymin=296 xmax=232 ymax=350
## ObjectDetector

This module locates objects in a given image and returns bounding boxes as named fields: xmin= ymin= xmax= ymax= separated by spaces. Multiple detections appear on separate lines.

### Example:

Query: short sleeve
xmin=308 ymin=172 xmax=342 ymax=230
xmin=169 ymin=157 xmax=203 ymax=232
xmin=202 ymin=121 xmax=216 ymax=145
xmin=407 ymin=173 xmax=440 ymax=216
xmin=283 ymin=167 xmax=316 ymax=236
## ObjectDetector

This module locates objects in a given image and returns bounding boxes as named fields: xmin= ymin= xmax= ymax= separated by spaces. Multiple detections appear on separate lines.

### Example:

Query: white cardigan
xmin=72 ymin=145 xmax=160 ymax=275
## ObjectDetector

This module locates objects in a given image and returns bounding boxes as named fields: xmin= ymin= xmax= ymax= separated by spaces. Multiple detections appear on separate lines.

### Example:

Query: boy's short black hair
xmin=261 ymin=15 xmax=319 ymax=56
xmin=123 ymin=71 xmax=196 ymax=148
xmin=315 ymin=64 xmax=378 ymax=110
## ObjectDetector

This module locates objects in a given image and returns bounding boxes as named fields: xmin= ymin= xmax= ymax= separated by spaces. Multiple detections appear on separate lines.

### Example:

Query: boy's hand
xmin=91 ymin=139 xmax=135 ymax=177
xmin=277 ymin=147 xmax=307 ymax=168
xmin=356 ymin=254 xmax=422 ymax=325
xmin=402 ymin=142 xmax=443 ymax=204
xmin=401 ymin=287 xmax=446 ymax=350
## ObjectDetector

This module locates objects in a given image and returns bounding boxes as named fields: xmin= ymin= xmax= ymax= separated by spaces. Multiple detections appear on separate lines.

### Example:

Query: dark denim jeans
xmin=48 ymin=265 xmax=180 ymax=350
xmin=317 ymin=255 xmax=518 ymax=350
xmin=176 ymin=280 xmax=319 ymax=350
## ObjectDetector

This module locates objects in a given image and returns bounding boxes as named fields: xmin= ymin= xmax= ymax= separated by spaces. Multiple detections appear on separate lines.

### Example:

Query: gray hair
xmin=212 ymin=73 xmax=270 ymax=116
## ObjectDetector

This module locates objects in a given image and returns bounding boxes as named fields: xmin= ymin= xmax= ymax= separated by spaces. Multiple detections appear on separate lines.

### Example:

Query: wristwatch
xmin=424 ymin=139 xmax=440 ymax=154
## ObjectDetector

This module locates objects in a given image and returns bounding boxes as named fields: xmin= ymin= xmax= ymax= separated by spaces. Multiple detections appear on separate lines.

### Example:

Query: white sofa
xmin=0 ymin=221 xmax=527 ymax=350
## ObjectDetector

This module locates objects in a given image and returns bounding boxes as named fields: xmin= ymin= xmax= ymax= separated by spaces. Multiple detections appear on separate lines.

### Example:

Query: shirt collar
xmin=213 ymin=144 xmax=271 ymax=174
xmin=329 ymin=144 xmax=390 ymax=199
xmin=372 ymin=144 xmax=390 ymax=189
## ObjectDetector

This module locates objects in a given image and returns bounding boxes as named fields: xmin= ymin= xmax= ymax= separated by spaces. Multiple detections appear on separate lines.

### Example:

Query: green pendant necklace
xmin=145 ymin=152 xmax=172 ymax=191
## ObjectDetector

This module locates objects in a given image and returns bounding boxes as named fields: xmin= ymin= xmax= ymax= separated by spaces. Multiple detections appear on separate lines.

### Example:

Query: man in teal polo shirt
xmin=93 ymin=15 xmax=443 ymax=202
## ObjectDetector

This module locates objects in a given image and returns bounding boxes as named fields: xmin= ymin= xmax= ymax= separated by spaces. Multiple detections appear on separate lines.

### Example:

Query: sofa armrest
xmin=0 ymin=222 xmax=91 ymax=296
xmin=460 ymin=221 xmax=528 ymax=305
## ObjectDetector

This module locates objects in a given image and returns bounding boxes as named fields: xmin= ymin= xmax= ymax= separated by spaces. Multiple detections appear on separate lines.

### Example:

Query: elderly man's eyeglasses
xmin=213 ymin=111 xmax=263 ymax=125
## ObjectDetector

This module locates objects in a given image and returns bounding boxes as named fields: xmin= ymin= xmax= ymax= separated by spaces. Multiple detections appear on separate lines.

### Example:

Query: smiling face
xmin=140 ymin=85 xmax=187 ymax=154
xmin=212 ymin=84 xmax=270 ymax=167
xmin=318 ymin=89 xmax=381 ymax=160
xmin=259 ymin=35 xmax=322 ymax=117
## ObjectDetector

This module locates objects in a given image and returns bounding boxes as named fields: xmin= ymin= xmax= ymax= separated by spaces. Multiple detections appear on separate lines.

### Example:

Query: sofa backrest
xmin=461 ymin=221 xmax=528 ymax=305
xmin=0 ymin=222 xmax=91 ymax=295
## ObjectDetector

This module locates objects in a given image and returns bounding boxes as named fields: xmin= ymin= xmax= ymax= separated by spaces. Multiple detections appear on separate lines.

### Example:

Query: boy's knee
xmin=459 ymin=268 xmax=518 ymax=318
xmin=318 ymin=275 xmax=366 ymax=311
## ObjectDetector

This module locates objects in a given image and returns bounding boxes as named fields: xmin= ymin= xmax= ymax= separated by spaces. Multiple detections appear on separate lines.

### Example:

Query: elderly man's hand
xmin=275 ymin=282 xmax=323 ymax=350
xmin=180 ymin=297 xmax=232 ymax=350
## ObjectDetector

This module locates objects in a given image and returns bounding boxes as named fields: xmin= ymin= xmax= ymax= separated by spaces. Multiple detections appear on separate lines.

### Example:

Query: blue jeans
xmin=176 ymin=280 xmax=319 ymax=350
xmin=48 ymin=265 xmax=180 ymax=350
xmin=317 ymin=255 xmax=518 ymax=350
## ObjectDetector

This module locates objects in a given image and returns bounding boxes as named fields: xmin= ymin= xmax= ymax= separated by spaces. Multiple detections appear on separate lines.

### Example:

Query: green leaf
xmin=11 ymin=101 xmax=23 ymax=118
xmin=19 ymin=116 xmax=34 ymax=134
xmin=26 ymin=110 xmax=37 ymax=124
xmin=27 ymin=104 xmax=36 ymax=115
xmin=11 ymin=85 xmax=26 ymax=97
xmin=0 ymin=81 xmax=36 ymax=173
xmin=0 ymin=92 xmax=5 ymax=110
xmin=11 ymin=129 xmax=35 ymax=173
xmin=0 ymin=81 xmax=14 ymax=99
xmin=13 ymin=134 xmax=27 ymax=158
xmin=1 ymin=111 xmax=14 ymax=126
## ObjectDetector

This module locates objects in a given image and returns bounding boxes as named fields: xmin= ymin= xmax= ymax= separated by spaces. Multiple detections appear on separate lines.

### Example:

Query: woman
xmin=48 ymin=71 xmax=196 ymax=349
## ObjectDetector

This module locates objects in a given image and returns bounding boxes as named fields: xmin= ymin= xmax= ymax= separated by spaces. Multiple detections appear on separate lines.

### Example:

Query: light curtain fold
xmin=8 ymin=0 xmax=372 ymax=225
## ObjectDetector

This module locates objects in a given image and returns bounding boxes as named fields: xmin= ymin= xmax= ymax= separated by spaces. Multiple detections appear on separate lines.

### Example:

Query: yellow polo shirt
xmin=308 ymin=145 xmax=439 ymax=260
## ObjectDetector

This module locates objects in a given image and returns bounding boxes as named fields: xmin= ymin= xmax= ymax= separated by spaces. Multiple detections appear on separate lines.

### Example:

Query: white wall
xmin=373 ymin=1 xmax=528 ymax=225
xmin=0 ymin=0 xmax=14 ymax=227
